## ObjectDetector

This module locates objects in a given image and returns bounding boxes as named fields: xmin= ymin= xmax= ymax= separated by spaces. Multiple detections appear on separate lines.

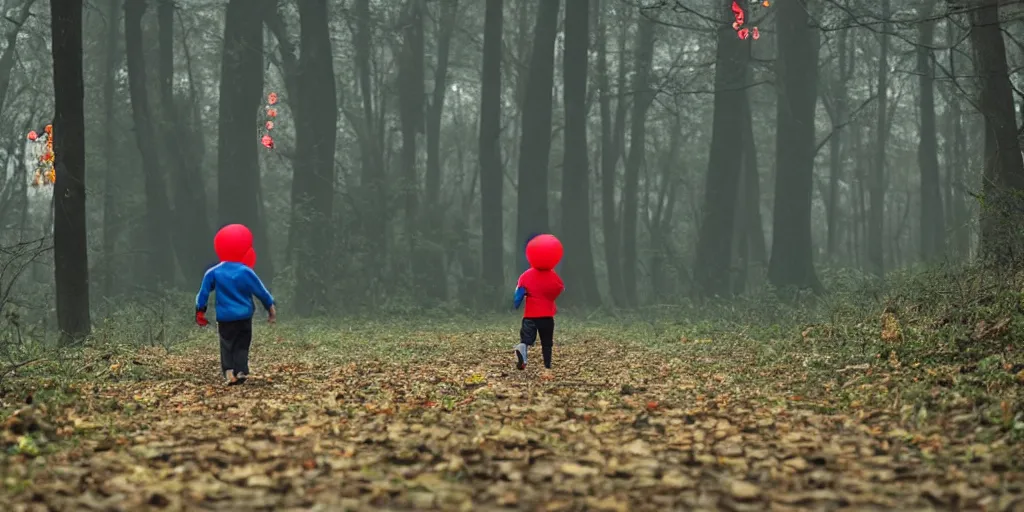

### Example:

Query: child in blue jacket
xmin=195 ymin=262 xmax=276 ymax=385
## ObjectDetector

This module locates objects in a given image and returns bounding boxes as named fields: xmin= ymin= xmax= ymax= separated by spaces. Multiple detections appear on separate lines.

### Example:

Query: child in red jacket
xmin=513 ymin=234 xmax=564 ymax=370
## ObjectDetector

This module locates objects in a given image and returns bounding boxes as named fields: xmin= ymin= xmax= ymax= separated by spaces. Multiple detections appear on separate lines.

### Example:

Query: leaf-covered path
xmin=3 ymin=327 xmax=1024 ymax=511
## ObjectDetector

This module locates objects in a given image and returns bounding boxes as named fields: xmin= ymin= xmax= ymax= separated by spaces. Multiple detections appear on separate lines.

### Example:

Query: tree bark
xmin=917 ymin=0 xmax=944 ymax=261
xmin=620 ymin=16 xmax=655 ymax=306
xmin=423 ymin=0 xmax=457 ymax=300
xmin=867 ymin=0 xmax=890 ymax=276
xmin=945 ymin=20 xmax=970 ymax=259
xmin=217 ymin=0 xmax=274 ymax=281
xmin=354 ymin=0 xmax=386 ymax=281
xmin=101 ymin=0 xmax=120 ymax=298
xmin=51 ymin=0 xmax=91 ymax=343
xmin=124 ymin=0 xmax=176 ymax=288
xmin=767 ymin=0 xmax=822 ymax=292
xmin=515 ymin=0 xmax=560 ymax=271
xmin=826 ymin=26 xmax=852 ymax=261
xmin=157 ymin=0 xmax=212 ymax=280
xmin=560 ymin=0 xmax=600 ymax=306
xmin=292 ymin=0 xmax=338 ymax=315
xmin=692 ymin=0 xmax=748 ymax=298
xmin=398 ymin=0 xmax=424 ymax=294
xmin=478 ymin=0 xmax=504 ymax=303
xmin=971 ymin=0 xmax=1024 ymax=263
xmin=595 ymin=0 xmax=625 ymax=306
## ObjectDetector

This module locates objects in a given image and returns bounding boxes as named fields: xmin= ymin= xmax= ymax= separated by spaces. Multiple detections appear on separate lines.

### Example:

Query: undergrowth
xmin=2 ymin=263 xmax=1022 ymax=432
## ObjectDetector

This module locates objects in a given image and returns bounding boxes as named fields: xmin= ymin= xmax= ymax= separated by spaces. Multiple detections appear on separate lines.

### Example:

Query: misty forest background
xmin=2 ymin=0 xmax=1024 ymax=343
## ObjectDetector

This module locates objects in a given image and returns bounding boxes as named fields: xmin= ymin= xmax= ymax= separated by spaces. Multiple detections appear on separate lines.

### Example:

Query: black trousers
xmin=520 ymin=317 xmax=554 ymax=368
xmin=218 ymin=318 xmax=252 ymax=375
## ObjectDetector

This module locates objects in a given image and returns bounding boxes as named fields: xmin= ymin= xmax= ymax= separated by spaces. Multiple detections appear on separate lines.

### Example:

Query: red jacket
xmin=517 ymin=268 xmax=564 ymax=317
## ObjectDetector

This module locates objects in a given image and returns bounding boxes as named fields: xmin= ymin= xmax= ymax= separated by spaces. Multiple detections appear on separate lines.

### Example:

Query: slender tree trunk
xmin=398 ymin=0 xmax=424 ymax=293
xmin=827 ymin=27 xmax=851 ymax=261
xmin=740 ymin=85 xmax=766 ymax=278
xmin=354 ymin=0 xmax=386 ymax=283
xmin=917 ymin=0 xmax=944 ymax=261
xmin=560 ymin=0 xmax=600 ymax=306
xmin=515 ymin=0 xmax=560 ymax=271
xmin=971 ymin=0 xmax=1024 ymax=263
xmin=124 ymin=0 xmax=176 ymax=288
xmin=102 ymin=0 xmax=120 ymax=298
xmin=424 ymin=0 xmax=457 ymax=300
xmin=767 ymin=0 xmax=822 ymax=292
xmin=620 ymin=16 xmax=655 ymax=306
xmin=595 ymin=0 xmax=625 ymax=306
xmin=292 ymin=0 xmax=337 ymax=315
xmin=478 ymin=0 xmax=504 ymax=303
xmin=51 ymin=0 xmax=91 ymax=343
xmin=693 ymin=0 xmax=748 ymax=298
xmin=867 ymin=0 xmax=890 ymax=276
xmin=0 ymin=0 xmax=34 ymax=113
xmin=157 ymin=0 xmax=212 ymax=280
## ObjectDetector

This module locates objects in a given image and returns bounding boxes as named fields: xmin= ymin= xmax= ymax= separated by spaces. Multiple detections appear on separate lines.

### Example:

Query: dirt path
xmin=3 ymin=336 xmax=1023 ymax=511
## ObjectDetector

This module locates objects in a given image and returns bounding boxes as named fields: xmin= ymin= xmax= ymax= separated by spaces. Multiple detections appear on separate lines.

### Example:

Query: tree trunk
xmin=767 ymin=0 xmax=822 ymax=292
xmin=515 ymin=0 xmax=559 ymax=271
xmin=867 ymin=0 xmax=890 ymax=276
xmin=826 ymin=27 xmax=852 ymax=261
xmin=917 ymin=0 xmax=944 ymax=261
xmin=620 ymin=16 xmax=655 ymax=306
xmin=157 ymin=0 xmax=212 ymax=280
xmin=478 ymin=0 xmax=504 ymax=303
xmin=217 ymin=0 xmax=274 ymax=281
xmin=693 ymin=0 xmax=748 ymax=298
xmin=292 ymin=0 xmax=337 ymax=315
xmin=354 ymin=0 xmax=386 ymax=282
xmin=51 ymin=0 xmax=91 ymax=343
xmin=424 ymin=0 xmax=457 ymax=300
xmin=398 ymin=0 xmax=424 ymax=293
xmin=595 ymin=0 xmax=625 ymax=306
xmin=736 ymin=84 xmax=766 ymax=291
xmin=971 ymin=0 xmax=1024 ymax=263
xmin=560 ymin=0 xmax=600 ymax=306
xmin=124 ymin=0 xmax=176 ymax=288
xmin=945 ymin=21 xmax=970 ymax=259
xmin=102 ymin=0 xmax=120 ymax=298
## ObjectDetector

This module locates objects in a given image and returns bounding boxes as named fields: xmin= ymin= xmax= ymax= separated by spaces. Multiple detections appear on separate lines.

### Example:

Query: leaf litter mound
xmin=1 ymin=329 xmax=1023 ymax=511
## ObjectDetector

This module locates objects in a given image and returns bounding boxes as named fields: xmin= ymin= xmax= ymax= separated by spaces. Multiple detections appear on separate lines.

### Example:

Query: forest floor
xmin=3 ymin=275 xmax=1024 ymax=510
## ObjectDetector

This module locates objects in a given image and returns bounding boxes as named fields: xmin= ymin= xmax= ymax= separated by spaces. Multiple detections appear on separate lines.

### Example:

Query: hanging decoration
xmin=732 ymin=1 xmax=768 ymax=40
xmin=261 ymin=92 xmax=278 ymax=149
xmin=27 ymin=124 xmax=55 ymax=188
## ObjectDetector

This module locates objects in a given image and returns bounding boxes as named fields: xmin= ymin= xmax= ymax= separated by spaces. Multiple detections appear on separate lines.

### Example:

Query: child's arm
xmin=551 ymin=272 xmax=565 ymax=300
xmin=512 ymin=272 xmax=527 ymax=309
xmin=195 ymin=270 xmax=215 ymax=325
xmin=196 ymin=271 xmax=215 ymax=312
xmin=243 ymin=268 xmax=276 ymax=312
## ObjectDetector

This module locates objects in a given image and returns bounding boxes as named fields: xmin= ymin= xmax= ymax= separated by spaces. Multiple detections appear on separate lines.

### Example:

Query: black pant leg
xmin=234 ymin=319 xmax=253 ymax=374
xmin=217 ymin=321 xmax=236 ymax=373
xmin=520 ymin=318 xmax=538 ymax=347
xmin=537 ymin=318 xmax=554 ymax=368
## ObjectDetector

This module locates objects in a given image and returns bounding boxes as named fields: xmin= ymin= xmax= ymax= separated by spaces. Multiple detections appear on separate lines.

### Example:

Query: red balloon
xmin=242 ymin=248 xmax=256 ymax=268
xmin=214 ymin=224 xmax=253 ymax=262
xmin=526 ymin=234 xmax=563 ymax=271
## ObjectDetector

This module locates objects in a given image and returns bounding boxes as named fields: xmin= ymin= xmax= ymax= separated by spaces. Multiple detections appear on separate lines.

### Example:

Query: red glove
xmin=195 ymin=310 xmax=209 ymax=327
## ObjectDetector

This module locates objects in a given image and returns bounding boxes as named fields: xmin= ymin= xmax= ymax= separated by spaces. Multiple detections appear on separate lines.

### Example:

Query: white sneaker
xmin=224 ymin=369 xmax=238 ymax=386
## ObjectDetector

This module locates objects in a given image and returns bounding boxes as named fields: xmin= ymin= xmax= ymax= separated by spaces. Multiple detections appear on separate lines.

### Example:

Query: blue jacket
xmin=195 ymin=262 xmax=275 ymax=322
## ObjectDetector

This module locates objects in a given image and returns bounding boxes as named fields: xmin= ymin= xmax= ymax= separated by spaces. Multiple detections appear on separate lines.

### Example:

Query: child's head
xmin=526 ymin=234 xmax=563 ymax=271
